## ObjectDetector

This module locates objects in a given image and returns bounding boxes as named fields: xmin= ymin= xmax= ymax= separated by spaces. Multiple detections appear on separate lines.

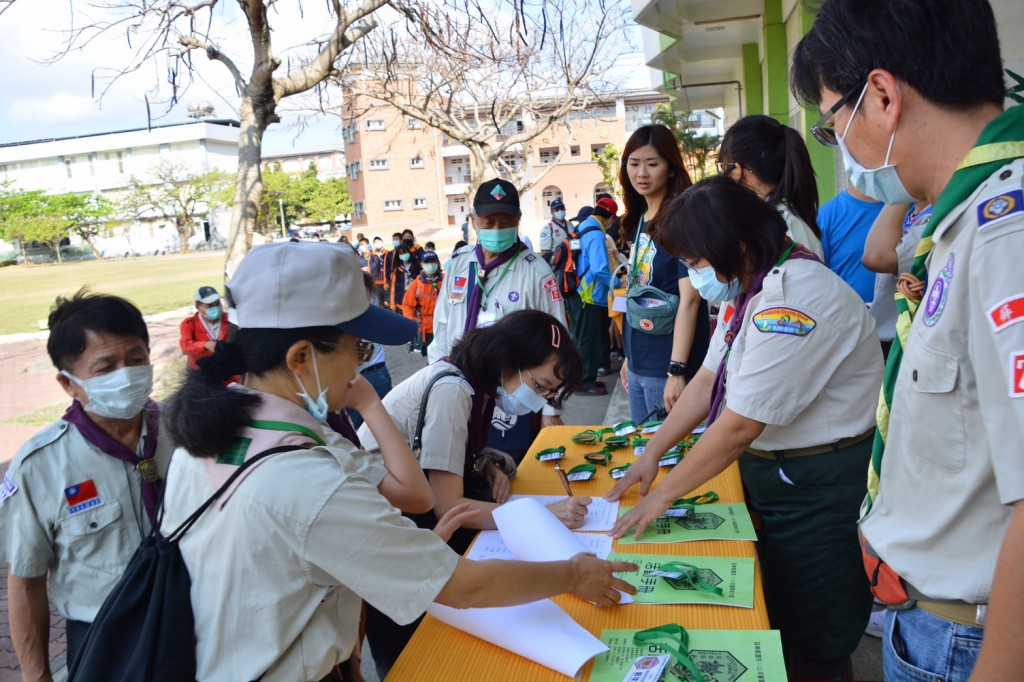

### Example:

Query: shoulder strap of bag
xmin=166 ymin=443 xmax=307 ymax=542
xmin=412 ymin=370 xmax=463 ymax=455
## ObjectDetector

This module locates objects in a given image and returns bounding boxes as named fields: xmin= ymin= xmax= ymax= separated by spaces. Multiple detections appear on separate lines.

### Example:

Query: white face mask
xmin=687 ymin=264 xmax=742 ymax=305
xmin=835 ymin=84 xmax=916 ymax=205
xmin=553 ymin=210 xmax=566 ymax=220
xmin=63 ymin=365 xmax=153 ymax=420
xmin=495 ymin=369 xmax=549 ymax=416
xmin=293 ymin=348 xmax=329 ymax=423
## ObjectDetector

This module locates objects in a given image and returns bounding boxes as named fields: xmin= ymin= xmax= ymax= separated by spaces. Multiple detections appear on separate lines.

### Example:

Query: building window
xmin=383 ymin=199 xmax=403 ymax=211
xmin=407 ymin=118 xmax=423 ymax=130
xmin=591 ymin=144 xmax=608 ymax=160
xmin=541 ymin=185 xmax=563 ymax=207
xmin=369 ymin=158 xmax=389 ymax=170
xmin=413 ymin=197 xmax=427 ymax=209
xmin=354 ymin=200 xmax=365 ymax=220
xmin=64 ymin=158 xmax=73 ymax=179
xmin=347 ymin=160 xmax=361 ymax=180
xmin=410 ymin=155 xmax=425 ymax=169
xmin=570 ymin=145 xmax=580 ymax=157
xmin=366 ymin=119 xmax=386 ymax=131
xmin=538 ymin=147 xmax=559 ymax=165
xmin=116 ymin=151 xmax=125 ymax=174
xmin=0 ymin=163 xmax=7 ymax=180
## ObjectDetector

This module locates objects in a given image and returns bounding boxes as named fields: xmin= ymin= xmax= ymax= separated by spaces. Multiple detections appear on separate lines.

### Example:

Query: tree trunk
xmin=176 ymin=216 xmax=193 ymax=254
xmin=85 ymin=238 xmax=103 ymax=259
xmin=224 ymin=99 xmax=265 ymax=281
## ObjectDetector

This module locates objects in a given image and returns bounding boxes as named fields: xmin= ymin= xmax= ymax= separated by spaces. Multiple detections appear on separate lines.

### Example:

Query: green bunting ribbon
xmin=632 ymin=624 xmax=706 ymax=682
xmin=584 ymin=449 xmax=613 ymax=466
xmin=651 ymin=562 xmax=724 ymax=596
xmin=535 ymin=446 xmax=566 ymax=461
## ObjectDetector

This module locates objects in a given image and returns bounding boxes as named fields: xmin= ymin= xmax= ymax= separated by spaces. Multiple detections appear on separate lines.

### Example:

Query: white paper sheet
xmin=427 ymin=600 xmax=608 ymax=678
xmin=507 ymin=494 xmax=620 ymax=532
xmin=466 ymin=529 xmax=613 ymax=562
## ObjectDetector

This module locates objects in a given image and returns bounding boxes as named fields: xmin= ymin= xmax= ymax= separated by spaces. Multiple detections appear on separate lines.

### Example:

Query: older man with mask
xmin=1 ymin=291 xmax=173 ymax=680
xmin=429 ymin=178 xmax=567 ymax=452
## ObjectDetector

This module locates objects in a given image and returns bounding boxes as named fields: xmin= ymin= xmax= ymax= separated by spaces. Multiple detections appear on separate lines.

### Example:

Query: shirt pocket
xmin=59 ymin=501 xmax=130 ymax=572
xmin=898 ymin=343 xmax=966 ymax=473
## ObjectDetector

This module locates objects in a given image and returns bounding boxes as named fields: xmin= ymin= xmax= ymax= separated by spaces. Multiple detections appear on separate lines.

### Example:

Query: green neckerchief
xmin=867 ymin=104 xmax=1024 ymax=509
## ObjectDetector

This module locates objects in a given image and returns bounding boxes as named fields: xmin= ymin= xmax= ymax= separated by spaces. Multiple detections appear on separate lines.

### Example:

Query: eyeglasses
xmin=810 ymin=81 xmax=866 ymax=147
xmin=356 ymin=340 xmax=375 ymax=364
xmin=678 ymin=256 xmax=700 ymax=271
xmin=716 ymin=161 xmax=736 ymax=176
xmin=525 ymin=368 xmax=560 ymax=400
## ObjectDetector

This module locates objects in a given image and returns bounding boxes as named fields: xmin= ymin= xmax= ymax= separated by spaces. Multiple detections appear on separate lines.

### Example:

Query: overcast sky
xmin=0 ymin=1 xmax=649 ymax=155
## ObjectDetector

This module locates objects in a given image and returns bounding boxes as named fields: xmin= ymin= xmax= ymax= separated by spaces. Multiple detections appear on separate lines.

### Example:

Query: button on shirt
xmin=702 ymin=259 xmax=882 ymax=451
xmin=861 ymin=159 xmax=1024 ymax=603
xmin=0 ymin=415 xmax=173 ymax=622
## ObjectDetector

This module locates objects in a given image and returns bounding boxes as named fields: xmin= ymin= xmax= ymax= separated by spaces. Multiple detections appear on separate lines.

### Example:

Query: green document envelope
xmin=590 ymin=629 xmax=785 ymax=682
xmin=609 ymin=553 xmax=755 ymax=608
xmin=617 ymin=503 xmax=757 ymax=544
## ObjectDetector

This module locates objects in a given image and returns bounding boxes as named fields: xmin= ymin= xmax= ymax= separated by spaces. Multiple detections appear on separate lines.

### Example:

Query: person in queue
xmin=1 ymin=292 xmax=173 ymax=679
xmin=389 ymin=243 xmax=420 ymax=310
xmin=179 ymin=285 xmax=232 ymax=370
xmin=607 ymin=177 xmax=882 ymax=681
xmin=717 ymin=114 xmax=824 ymax=259
xmin=792 ymin=1 xmax=1024 ymax=678
xmin=538 ymin=197 xmax=570 ymax=263
xmin=159 ymin=240 xmax=636 ymax=681
xmin=617 ymin=124 xmax=709 ymax=421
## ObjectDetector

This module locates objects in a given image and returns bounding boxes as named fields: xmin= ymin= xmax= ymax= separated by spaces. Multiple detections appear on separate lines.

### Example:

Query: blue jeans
xmin=883 ymin=608 xmax=983 ymax=681
xmin=626 ymin=369 xmax=667 ymax=423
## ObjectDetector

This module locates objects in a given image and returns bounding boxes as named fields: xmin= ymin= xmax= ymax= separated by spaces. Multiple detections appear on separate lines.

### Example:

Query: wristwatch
xmin=667 ymin=361 xmax=688 ymax=377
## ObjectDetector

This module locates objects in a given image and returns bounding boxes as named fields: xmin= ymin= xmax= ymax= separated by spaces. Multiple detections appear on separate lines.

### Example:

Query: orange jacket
xmin=402 ymin=274 xmax=442 ymax=335
xmin=179 ymin=311 xmax=231 ymax=368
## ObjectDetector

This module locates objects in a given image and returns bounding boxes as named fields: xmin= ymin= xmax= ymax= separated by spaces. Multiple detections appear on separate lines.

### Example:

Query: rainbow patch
xmin=752 ymin=307 xmax=816 ymax=336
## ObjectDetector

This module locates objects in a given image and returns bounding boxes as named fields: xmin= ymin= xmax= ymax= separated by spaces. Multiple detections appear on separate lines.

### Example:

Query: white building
xmin=0 ymin=119 xmax=240 ymax=255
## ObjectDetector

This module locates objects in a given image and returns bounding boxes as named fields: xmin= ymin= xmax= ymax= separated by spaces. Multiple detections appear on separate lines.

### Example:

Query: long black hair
xmin=166 ymin=327 xmax=343 ymax=458
xmin=619 ymin=124 xmax=693 ymax=242
xmin=448 ymin=310 xmax=583 ymax=409
xmin=719 ymin=114 xmax=821 ymax=239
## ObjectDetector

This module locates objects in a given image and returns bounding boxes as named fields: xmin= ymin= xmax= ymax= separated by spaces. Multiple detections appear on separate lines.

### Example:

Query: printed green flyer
xmin=609 ymin=553 xmax=755 ymax=608
xmin=617 ymin=503 xmax=757 ymax=544
xmin=590 ymin=629 xmax=785 ymax=682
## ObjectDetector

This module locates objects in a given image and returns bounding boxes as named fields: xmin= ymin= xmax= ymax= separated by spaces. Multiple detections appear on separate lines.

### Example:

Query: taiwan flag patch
xmin=64 ymin=480 xmax=103 ymax=515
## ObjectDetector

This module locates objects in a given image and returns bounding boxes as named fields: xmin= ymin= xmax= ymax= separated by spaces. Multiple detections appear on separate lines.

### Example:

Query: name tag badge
xmin=569 ymin=239 xmax=581 ymax=251
xmin=477 ymin=309 xmax=498 ymax=327
xmin=612 ymin=295 xmax=629 ymax=313
xmin=623 ymin=654 xmax=671 ymax=682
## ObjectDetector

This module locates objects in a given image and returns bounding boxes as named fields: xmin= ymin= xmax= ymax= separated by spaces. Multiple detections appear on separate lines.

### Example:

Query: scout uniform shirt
xmin=538 ymin=219 xmax=569 ymax=255
xmin=861 ymin=158 xmax=1024 ymax=604
xmin=777 ymin=203 xmax=825 ymax=261
xmin=702 ymin=258 xmax=882 ymax=451
xmin=0 ymin=415 xmax=173 ymax=622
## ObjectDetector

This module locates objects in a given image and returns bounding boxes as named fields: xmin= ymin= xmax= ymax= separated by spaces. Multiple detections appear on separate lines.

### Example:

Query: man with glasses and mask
xmin=793 ymin=1 xmax=1024 ymax=679
xmin=1 ymin=291 xmax=174 ymax=679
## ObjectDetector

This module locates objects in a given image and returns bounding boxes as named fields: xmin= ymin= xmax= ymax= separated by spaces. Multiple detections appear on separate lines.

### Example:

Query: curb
xmin=0 ymin=306 xmax=194 ymax=346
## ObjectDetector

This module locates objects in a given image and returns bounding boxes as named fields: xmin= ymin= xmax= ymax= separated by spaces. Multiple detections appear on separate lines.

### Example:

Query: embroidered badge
xmin=490 ymin=184 xmax=507 ymax=201
xmin=752 ymin=307 xmax=816 ymax=336
xmin=0 ymin=472 xmax=18 ymax=504
xmin=978 ymin=189 xmax=1023 ymax=231
xmin=923 ymin=254 xmax=955 ymax=327
xmin=524 ymin=253 xmax=537 ymax=264
xmin=451 ymin=275 xmax=467 ymax=302
xmin=508 ymin=291 xmax=520 ymax=302
xmin=722 ymin=304 xmax=735 ymax=325
xmin=988 ymin=295 xmax=1024 ymax=333
xmin=640 ymin=319 xmax=654 ymax=331
xmin=1011 ymin=352 xmax=1024 ymax=398
xmin=542 ymin=277 xmax=562 ymax=301
xmin=64 ymin=480 xmax=103 ymax=515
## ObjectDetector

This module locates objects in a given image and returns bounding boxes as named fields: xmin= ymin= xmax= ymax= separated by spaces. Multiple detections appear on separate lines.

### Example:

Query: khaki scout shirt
xmin=161 ymin=394 xmax=459 ymax=681
xmin=0 ymin=414 xmax=172 ymax=622
xmin=702 ymin=259 xmax=882 ymax=451
xmin=862 ymin=158 xmax=1024 ymax=603
xmin=778 ymin=203 xmax=825 ymax=261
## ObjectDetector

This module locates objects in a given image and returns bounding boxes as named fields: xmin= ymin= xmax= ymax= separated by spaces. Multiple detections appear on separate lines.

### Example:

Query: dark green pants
xmin=739 ymin=436 xmax=873 ymax=661
xmin=572 ymin=302 xmax=609 ymax=384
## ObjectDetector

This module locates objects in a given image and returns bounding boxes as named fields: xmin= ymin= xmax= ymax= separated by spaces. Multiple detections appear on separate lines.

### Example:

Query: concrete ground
xmin=0 ymin=324 xmax=882 ymax=681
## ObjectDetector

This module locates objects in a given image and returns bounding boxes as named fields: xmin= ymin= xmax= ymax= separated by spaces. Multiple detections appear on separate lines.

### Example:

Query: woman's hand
xmin=486 ymin=464 xmax=511 ymax=504
xmin=342 ymin=373 xmax=380 ymax=413
xmin=619 ymin=357 xmax=629 ymax=392
xmin=605 ymin=452 xmax=660 ymax=502
xmin=433 ymin=502 xmax=480 ymax=543
xmin=567 ymin=553 xmax=639 ymax=607
xmin=663 ymin=375 xmax=686 ymax=413
xmin=608 ymin=489 xmax=673 ymax=540
xmin=546 ymin=496 xmax=592 ymax=529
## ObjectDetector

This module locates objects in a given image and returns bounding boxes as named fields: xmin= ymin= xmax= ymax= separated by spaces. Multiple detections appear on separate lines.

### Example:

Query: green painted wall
xmin=742 ymin=43 xmax=763 ymax=116
xmin=798 ymin=4 xmax=838 ymax=202
xmin=763 ymin=0 xmax=788 ymax=123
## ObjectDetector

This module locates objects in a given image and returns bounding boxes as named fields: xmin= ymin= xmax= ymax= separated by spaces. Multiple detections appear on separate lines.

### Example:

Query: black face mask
xmin=403 ymin=239 xmax=414 ymax=248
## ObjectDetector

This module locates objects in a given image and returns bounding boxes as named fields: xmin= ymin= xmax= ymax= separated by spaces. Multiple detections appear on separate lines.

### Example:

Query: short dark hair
xmin=425 ymin=241 xmax=435 ymax=251
xmin=392 ymin=232 xmax=403 ymax=239
xmin=792 ymin=0 xmax=1005 ymax=109
xmin=619 ymin=125 xmax=693 ymax=241
xmin=166 ymin=326 xmax=343 ymax=458
xmin=656 ymin=176 xmax=788 ymax=282
xmin=449 ymin=310 xmax=583 ymax=409
xmin=719 ymin=115 xmax=820 ymax=239
xmin=47 ymin=289 xmax=149 ymax=371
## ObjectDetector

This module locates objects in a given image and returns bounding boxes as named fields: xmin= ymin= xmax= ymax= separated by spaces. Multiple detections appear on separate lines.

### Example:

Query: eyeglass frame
xmin=524 ymin=368 xmax=560 ymax=400
xmin=355 ymin=340 xmax=375 ymax=364
xmin=810 ymin=80 xmax=866 ymax=147
xmin=716 ymin=160 xmax=736 ymax=176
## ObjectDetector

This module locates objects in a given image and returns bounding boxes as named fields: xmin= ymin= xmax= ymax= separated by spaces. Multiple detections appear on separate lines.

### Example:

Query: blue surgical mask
xmin=688 ymin=264 xmax=742 ymax=305
xmin=292 ymin=349 xmax=329 ymax=423
xmin=399 ymin=253 xmax=411 ymax=262
xmin=836 ymin=85 xmax=916 ymax=205
xmin=62 ymin=365 xmax=154 ymax=420
xmin=554 ymin=210 xmax=566 ymax=220
xmin=204 ymin=306 xmax=222 ymax=322
xmin=392 ymin=240 xmax=402 ymax=248
xmin=423 ymin=263 xmax=439 ymax=275
xmin=477 ymin=227 xmax=519 ymax=254
xmin=495 ymin=369 xmax=549 ymax=416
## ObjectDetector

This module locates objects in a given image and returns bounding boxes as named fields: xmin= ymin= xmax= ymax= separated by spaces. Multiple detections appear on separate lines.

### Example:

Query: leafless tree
xmin=345 ymin=0 xmax=630 ymax=196
xmin=51 ymin=0 xmax=387 ymax=277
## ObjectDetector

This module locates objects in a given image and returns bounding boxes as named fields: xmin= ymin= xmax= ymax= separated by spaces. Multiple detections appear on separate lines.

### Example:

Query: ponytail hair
xmin=166 ymin=326 xmax=344 ymax=458
xmin=719 ymin=115 xmax=821 ymax=238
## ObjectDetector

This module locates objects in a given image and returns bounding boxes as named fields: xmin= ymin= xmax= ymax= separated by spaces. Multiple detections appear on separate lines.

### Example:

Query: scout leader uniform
xmin=0 ymin=402 xmax=173 ymax=638
xmin=702 ymin=243 xmax=883 ymax=661
xmin=538 ymin=198 xmax=570 ymax=260
xmin=860 ymin=107 xmax=1024 ymax=634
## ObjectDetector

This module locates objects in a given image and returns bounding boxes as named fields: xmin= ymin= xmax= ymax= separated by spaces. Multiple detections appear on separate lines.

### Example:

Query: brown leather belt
xmin=746 ymin=428 xmax=875 ymax=459
xmin=914 ymin=600 xmax=986 ymax=628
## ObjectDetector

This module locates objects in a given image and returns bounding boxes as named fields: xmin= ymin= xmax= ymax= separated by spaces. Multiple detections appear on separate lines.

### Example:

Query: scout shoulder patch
xmin=524 ymin=252 xmax=537 ymax=264
xmin=0 ymin=472 xmax=18 ymax=504
xmin=988 ymin=295 xmax=1024 ymax=333
xmin=752 ymin=307 xmax=816 ymax=336
xmin=1011 ymin=352 xmax=1024 ymax=398
xmin=978 ymin=189 xmax=1023 ymax=231
xmin=64 ymin=479 xmax=103 ymax=515
xmin=542 ymin=277 xmax=562 ymax=301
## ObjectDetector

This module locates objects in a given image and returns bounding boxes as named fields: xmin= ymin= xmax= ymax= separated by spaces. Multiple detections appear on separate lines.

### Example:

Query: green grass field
xmin=0 ymin=251 xmax=225 ymax=335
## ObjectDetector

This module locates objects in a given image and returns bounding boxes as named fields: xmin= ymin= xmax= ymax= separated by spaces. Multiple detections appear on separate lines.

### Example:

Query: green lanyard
xmin=584 ymin=449 xmax=613 ymax=465
xmin=633 ymin=624 xmax=706 ymax=682
xmin=650 ymin=562 xmax=724 ymax=596
xmin=628 ymin=212 xmax=653 ymax=288
xmin=473 ymin=246 xmax=520 ymax=309
xmin=248 ymin=419 xmax=326 ymax=446
xmin=667 ymin=490 xmax=719 ymax=513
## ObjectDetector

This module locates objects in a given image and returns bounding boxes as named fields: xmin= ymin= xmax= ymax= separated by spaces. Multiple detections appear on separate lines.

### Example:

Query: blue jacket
xmin=575 ymin=216 xmax=611 ymax=307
